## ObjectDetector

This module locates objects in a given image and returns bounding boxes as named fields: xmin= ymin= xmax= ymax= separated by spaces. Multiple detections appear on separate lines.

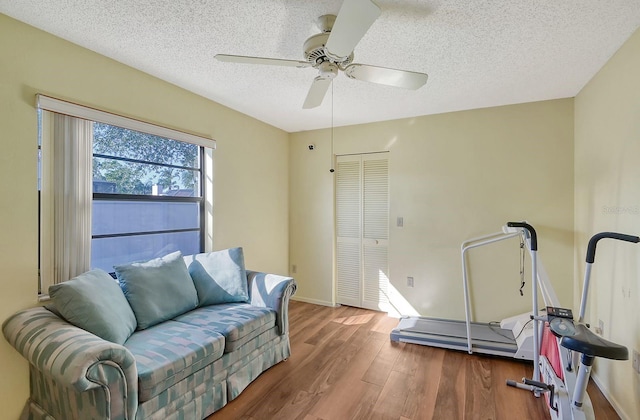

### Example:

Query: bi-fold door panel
xmin=336 ymin=157 xmax=361 ymax=307
xmin=335 ymin=153 xmax=389 ymax=311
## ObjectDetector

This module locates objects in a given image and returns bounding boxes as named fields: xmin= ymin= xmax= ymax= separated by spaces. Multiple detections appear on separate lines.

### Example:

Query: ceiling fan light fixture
xmin=318 ymin=61 xmax=339 ymax=79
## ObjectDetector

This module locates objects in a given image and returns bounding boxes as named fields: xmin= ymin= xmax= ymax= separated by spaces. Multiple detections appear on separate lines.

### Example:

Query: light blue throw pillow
xmin=49 ymin=269 xmax=137 ymax=344
xmin=115 ymin=251 xmax=199 ymax=330
xmin=185 ymin=247 xmax=249 ymax=306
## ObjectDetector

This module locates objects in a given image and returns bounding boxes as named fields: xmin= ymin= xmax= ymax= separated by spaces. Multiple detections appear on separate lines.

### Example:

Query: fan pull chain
xmin=519 ymin=234 xmax=526 ymax=296
xmin=329 ymin=81 xmax=335 ymax=173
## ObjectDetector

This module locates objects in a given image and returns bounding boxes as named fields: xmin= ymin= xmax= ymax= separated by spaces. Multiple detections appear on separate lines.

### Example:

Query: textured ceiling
xmin=2 ymin=1 xmax=639 ymax=133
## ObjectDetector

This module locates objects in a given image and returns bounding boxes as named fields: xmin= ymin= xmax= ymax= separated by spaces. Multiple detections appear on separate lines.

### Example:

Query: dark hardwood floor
xmin=210 ymin=301 xmax=620 ymax=420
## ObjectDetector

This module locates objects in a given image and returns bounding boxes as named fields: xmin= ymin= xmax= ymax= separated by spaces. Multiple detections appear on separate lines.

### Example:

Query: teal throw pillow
xmin=185 ymin=247 xmax=249 ymax=306
xmin=115 ymin=251 xmax=199 ymax=330
xmin=49 ymin=269 xmax=137 ymax=344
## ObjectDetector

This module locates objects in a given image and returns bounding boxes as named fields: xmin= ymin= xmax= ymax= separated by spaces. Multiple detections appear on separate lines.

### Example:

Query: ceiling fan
xmin=215 ymin=0 xmax=428 ymax=109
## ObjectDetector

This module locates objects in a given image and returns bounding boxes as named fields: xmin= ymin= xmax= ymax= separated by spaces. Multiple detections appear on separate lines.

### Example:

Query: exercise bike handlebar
xmin=579 ymin=231 xmax=639 ymax=322
xmin=586 ymin=232 xmax=640 ymax=263
xmin=507 ymin=222 xmax=537 ymax=251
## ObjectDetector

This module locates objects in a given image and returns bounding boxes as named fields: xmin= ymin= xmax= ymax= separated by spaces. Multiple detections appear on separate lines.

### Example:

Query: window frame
xmin=37 ymin=95 xmax=215 ymax=297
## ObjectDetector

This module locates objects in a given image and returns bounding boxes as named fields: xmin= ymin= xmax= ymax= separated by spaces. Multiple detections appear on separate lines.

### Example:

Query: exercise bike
xmin=506 ymin=223 xmax=637 ymax=419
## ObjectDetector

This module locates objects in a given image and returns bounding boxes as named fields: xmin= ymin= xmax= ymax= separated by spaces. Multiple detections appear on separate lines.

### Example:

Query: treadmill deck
xmin=390 ymin=316 xmax=518 ymax=357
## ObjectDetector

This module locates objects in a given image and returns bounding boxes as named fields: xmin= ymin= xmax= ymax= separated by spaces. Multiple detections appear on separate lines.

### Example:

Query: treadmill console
xmin=546 ymin=306 xmax=573 ymax=320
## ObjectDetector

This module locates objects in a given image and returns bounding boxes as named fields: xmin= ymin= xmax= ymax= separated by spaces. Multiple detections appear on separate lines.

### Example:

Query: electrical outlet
xmin=596 ymin=319 xmax=604 ymax=335
xmin=291 ymin=264 xmax=297 ymax=274
xmin=633 ymin=350 xmax=640 ymax=374
xmin=397 ymin=217 xmax=404 ymax=227
xmin=407 ymin=276 xmax=414 ymax=287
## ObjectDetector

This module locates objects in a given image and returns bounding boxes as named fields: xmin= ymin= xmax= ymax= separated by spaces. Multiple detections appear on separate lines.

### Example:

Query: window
xmin=91 ymin=122 xmax=204 ymax=272
xmin=37 ymin=95 xmax=214 ymax=296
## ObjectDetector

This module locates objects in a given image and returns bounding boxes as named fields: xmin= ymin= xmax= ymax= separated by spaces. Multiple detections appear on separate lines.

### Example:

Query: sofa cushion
xmin=115 ymin=251 xmax=199 ymax=330
xmin=173 ymin=304 xmax=276 ymax=352
xmin=48 ymin=269 xmax=137 ymax=344
xmin=124 ymin=320 xmax=225 ymax=402
xmin=184 ymin=248 xmax=249 ymax=306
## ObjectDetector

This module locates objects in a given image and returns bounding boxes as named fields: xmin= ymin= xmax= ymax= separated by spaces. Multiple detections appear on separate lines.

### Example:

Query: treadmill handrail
xmin=461 ymin=230 xmax=521 ymax=354
xmin=460 ymin=227 xmax=559 ymax=356
xmin=522 ymin=235 xmax=561 ymax=308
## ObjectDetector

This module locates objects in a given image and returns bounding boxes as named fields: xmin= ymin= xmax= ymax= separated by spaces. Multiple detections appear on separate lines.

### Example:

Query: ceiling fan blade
xmin=325 ymin=0 xmax=381 ymax=59
xmin=303 ymin=76 xmax=332 ymax=109
xmin=344 ymin=63 xmax=428 ymax=89
xmin=215 ymin=54 xmax=311 ymax=68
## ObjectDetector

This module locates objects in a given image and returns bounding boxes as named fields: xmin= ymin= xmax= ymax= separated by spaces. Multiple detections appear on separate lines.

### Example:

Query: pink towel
xmin=541 ymin=322 xmax=563 ymax=381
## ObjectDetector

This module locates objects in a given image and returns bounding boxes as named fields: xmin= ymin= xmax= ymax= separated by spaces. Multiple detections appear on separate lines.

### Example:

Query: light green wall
xmin=290 ymin=99 xmax=575 ymax=322
xmin=574 ymin=27 xmax=640 ymax=420
xmin=0 ymin=14 xmax=289 ymax=417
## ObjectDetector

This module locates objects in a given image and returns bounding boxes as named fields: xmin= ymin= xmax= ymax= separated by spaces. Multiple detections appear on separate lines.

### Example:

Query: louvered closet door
xmin=335 ymin=153 xmax=389 ymax=311
xmin=361 ymin=156 xmax=389 ymax=311
xmin=335 ymin=156 xmax=362 ymax=307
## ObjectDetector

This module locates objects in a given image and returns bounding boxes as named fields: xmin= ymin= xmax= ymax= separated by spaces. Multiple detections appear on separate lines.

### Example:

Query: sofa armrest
xmin=246 ymin=271 xmax=296 ymax=335
xmin=2 ymin=307 xmax=138 ymax=418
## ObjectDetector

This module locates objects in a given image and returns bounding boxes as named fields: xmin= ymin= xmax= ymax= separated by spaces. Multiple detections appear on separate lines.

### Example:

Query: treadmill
xmin=391 ymin=316 xmax=522 ymax=358
xmin=390 ymin=224 xmax=554 ymax=361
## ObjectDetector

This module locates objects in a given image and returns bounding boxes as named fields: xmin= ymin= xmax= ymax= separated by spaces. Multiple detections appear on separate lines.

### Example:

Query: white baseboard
xmin=591 ymin=372 xmax=630 ymax=420
xmin=291 ymin=295 xmax=336 ymax=307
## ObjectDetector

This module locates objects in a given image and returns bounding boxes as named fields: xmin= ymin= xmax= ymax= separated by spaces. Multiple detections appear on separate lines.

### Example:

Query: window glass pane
xmin=93 ymin=200 xmax=200 ymax=236
xmin=90 ymin=123 xmax=204 ymax=271
xmin=93 ymin=122 xmax=200 ymax=196
xmin=91 ymin=231 xmax=200 ymax=272
xmin=94 ymin=123 xmax=199 ymax=168
xmin=93 ymin=156 xmax=200 ymax=196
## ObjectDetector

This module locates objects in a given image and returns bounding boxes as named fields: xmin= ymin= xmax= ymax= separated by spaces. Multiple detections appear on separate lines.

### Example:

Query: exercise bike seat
xmin=552 ymin=320 xmax=629 ymax=360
